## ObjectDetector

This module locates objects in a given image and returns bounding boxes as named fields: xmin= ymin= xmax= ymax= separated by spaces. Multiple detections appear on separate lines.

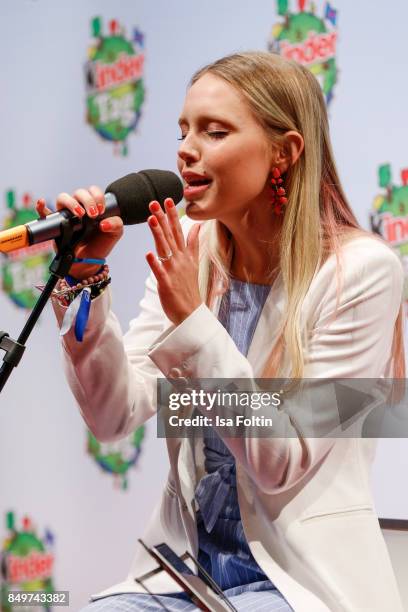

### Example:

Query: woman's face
xmin=177 ymin=73 xmax=274 ymax=222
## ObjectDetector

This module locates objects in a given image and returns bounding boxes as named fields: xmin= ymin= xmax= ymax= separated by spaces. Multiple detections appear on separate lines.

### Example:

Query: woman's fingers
xmin=145 ymin=250 xmax=167 ymax=283
xmin=99 ymin=216 xmax=124 ymax=236
xmin=36 ymin=198 xmax=53 ymax=219
xmin=72 ymin=216 xmax=124 ymax=265
xmin=56 ymin=192 xmax=86 ymax=217
xmin=33 ymin=187 xmax=123 ymax=274
xmin=147 ymin=215 xmax=173 ymax=262
xmin=36 ymin=199 xmax=57 ymax=252
xmin=186 ymin=222 xmax=201 ymax=261
xmin=164 ymin=198 xmax=185 ymax=251
xmin=148 ymin=200 xmax=178 ymax=254
xmin=88 ymin=185 xmax=105 ymax=215
xmin=55 ymin=186 xmax=105 ymax=219
xmin=72 ymin=188 xmax=100 ymax=218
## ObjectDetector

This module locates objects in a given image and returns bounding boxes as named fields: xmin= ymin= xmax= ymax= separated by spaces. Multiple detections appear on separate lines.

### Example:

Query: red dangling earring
xmin=269 ymin=167 xmax=288 ymax=215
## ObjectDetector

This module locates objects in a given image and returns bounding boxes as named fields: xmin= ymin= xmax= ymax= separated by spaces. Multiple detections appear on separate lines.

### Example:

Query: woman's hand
xmin=146 ymin=198 xmax=202 ymax=325
xmin=36 ymin=186 xmax=124 ymax=280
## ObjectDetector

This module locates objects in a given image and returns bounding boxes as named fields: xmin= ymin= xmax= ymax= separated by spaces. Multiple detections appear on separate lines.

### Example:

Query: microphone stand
xmin=0 ymin=213 xmax=90 ymax=395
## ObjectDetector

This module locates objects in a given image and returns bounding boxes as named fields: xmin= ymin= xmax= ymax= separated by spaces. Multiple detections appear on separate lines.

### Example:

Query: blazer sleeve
xmin=147 ymin=238 xmax=404 ymax=494
xmin=51 ymin=215 xmax=200 ymax=442
xmin=52 ymin=268 xmax=172 ymax=442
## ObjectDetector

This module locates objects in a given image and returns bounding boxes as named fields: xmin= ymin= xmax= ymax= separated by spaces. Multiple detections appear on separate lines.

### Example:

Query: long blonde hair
xmin=190 ymin=51 xmax=405 ymax=380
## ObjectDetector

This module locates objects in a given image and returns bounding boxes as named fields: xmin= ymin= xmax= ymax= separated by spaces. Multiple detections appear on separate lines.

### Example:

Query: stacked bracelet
xmin=51 ymin=258 xmax=111 ymax=342
xmin=53 ymin=270 xmax=111 ymax=307
xmin=64 ymin=257 xmax=107 ymax=288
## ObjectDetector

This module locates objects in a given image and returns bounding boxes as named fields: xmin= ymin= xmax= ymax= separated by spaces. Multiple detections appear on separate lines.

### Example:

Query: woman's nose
xmin=177 ymin=135 xmax=200 ymax=164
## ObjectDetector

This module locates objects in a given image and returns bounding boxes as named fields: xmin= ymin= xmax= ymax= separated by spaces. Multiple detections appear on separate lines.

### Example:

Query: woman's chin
xmin=184 ymin=201 xmax=212 ymax=220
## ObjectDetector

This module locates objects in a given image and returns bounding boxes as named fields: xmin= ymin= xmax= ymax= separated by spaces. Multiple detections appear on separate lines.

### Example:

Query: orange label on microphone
xmin=0 ymin=226 xmax=28 ymax=253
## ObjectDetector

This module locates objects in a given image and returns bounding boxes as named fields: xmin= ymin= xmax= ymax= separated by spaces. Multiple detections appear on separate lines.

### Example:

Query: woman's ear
xmin=273 ymin=131 xmax=304 ymax=172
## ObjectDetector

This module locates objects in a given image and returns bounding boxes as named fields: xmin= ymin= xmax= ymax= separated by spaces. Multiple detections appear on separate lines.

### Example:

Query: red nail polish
xmin=166 ymin=199 xmax=174 ymax=208
xmin=74 ymin=205 xmax=84 ymax=216
xmin=150 ymin=202 xmax=160 ymax=212
xmin=149 ymin=216 xmax=158 ymax=227
xmin=100 ymin=220 xmax=111 ymax=231
xmin=89 ymin=206 xmax=98 ymax=216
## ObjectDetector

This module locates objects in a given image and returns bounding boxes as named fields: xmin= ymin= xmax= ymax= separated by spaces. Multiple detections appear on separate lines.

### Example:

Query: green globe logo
xmin=85 ymin=17 xmax=145 ymax=156
xmin=268 ymin=0 xmax=338 ymax=105
xmin=1 ymin=191 xmax=54 ymax=310
xmin=370 ymin=164 xmax=408 ymax=302
xmin=87 ymin=425 xmax=145 ymax=490
xmin=1 ymin=512 xmax=55 ymax=612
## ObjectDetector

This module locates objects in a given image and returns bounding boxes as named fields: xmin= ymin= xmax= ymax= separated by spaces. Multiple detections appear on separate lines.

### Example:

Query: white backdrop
xmin=0 ymin=1 xmax=407 ymax=609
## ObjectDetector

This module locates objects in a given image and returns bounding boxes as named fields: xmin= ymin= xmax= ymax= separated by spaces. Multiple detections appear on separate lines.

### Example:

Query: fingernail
xmin=89 ymin=206 xmax=98 ymax=216
xmin=165 ymin=199 xmax=175 ymax=208
xmin=74 ymin=205 xmax=85 ymax=216
xmin=97 ymin=204 xmax=105 ymax=214
xmin=100 ymin=220 xmax=111 ymax=231
xmin=150 ymin=202 xmax=160 ymax=213
xmin=148 ymin=216 xmax=158 ymax=227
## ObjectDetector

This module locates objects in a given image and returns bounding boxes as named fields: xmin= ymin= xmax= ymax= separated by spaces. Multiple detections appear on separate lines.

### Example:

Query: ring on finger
xmin=157 ymin=252 xmax=173 ymax=263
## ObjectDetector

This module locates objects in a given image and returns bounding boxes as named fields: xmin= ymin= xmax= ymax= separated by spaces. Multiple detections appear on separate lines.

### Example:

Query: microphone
xmin=0 ymin=169 xmax=184 ymax=254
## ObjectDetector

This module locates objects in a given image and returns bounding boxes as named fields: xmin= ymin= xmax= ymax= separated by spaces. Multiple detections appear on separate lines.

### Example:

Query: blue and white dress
xmin=82 ymin=280 xmax=293 ymax=611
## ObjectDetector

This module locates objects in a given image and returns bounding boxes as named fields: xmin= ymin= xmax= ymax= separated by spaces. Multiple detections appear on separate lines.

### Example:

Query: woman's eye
xmin=207 ymin=131 xmax=228 ymax=139
xmin=177 ymin=130 xmax=228 ymax=141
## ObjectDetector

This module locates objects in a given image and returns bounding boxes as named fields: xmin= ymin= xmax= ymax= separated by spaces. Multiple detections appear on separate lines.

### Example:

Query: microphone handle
xmin=26 ymin=193 xmax=120 ymax=246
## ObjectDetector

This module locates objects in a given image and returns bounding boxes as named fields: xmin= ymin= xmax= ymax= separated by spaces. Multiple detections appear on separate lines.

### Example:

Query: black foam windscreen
xmin=105 ymin=169 xmax=184 ymax=225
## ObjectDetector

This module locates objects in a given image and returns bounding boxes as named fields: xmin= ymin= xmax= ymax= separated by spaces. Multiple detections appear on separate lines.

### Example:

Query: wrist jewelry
xmin=56 ymin=264 xmax=110 ymax=305
xmin=39 ymin=259 xmax=112 ymax=343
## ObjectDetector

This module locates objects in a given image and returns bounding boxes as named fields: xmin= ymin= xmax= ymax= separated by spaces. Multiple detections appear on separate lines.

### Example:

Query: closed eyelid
xmin=206 ymin=122 xmax=229 ymax=131
xmin=178 ymin=126 xmax=230 ymax=139
xmin=178 ymin=115 xmax=233 ymax=128
xmin=177 ymin=129 xmax=228 ymax=141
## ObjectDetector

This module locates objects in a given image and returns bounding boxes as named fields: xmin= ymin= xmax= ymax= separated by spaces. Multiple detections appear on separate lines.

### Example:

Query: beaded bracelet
xmin=52 ymin=264 xmax=111 ymax=307
xmin=64 ymin=257 xmax=107 ymax=288
xmin=51 ymin=258 xmax=111 ymax=342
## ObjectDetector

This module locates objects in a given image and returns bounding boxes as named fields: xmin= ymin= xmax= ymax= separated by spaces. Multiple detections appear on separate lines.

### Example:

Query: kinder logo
xmin=1 ymin=512 xmax=55 ymax=611
xmin=90 ymin=53 xmax=144 ymax=91
xmin=268 ymin=0 xmax=339 ymax=105
xmin=85 ymin=16 xmax=145 ymax=156
xmin=374 ymin=213 xmax=408 ymax=247
xmin=279 ymin=31 xmax=337 ymax=65
xmin=370 ymin=164 xmax=408 ymax=301
xmin=6 ymin=551 xmax=53 ymax=583
xmin=1 ymin=190 xmax=54 ymax=310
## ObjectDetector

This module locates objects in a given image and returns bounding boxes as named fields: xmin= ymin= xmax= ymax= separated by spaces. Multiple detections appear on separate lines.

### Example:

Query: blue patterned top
xmin=194 ymin=278 xmax=274 ymax=591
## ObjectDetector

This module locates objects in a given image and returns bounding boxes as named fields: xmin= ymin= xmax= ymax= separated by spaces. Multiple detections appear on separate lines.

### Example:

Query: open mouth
xmin=183 ymin=178 xmax=213 ymax=199
xmin=185 ymin=178 xmax=212 ymax=187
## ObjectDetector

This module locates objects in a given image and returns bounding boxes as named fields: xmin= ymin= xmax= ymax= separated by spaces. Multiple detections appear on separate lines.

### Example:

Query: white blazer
xmin=52 ymin=215 xmax=404 ymax=611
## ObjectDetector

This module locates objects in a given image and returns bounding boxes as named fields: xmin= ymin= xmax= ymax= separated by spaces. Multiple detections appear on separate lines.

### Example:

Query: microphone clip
xmin=50 ymin=213 xmax=92 ymax=278
xmin=0 ymin=332 xmax=25 ymax=370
